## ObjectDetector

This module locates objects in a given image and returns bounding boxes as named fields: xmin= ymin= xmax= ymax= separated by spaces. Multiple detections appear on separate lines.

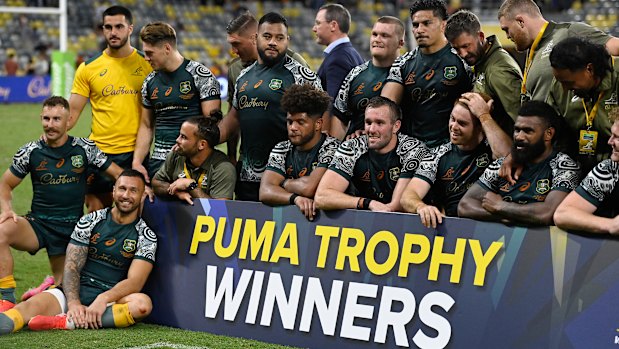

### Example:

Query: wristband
xmin=289 ymin=193 xmax=299 ymax=205
xmin=356 ymin=197 xmax=363 ymax=210
xmin=362 ymin=198 xmax=372 ymax=210
xmin=280 ymin=178 xmax=289 ymax=188
xmin=187 ymin=181 xmax=198 ymax=191
xmin=478 ymin=113 xmax=492 ymax=123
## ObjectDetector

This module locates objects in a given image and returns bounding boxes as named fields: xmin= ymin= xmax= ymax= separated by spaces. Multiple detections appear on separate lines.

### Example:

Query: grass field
xmin=0 ymin=103 xmax=298 ymax=349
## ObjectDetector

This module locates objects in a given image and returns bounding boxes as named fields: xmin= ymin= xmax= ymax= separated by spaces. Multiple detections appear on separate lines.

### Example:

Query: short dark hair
xmin=319 ymin=3 xmax=352 ymax=34
xmin=140 ymin=22 xmax=177 ymax=47
xmin=117 ymin=169 xmax=146 ymax=186
xmin=185 ymin=113 xmax=221 ymax=148
xmin=376 ymin=16 xmax=405 ymax=40
xmin=42 ymin=96 xmax=69 ymax=110
xmin=445 ymin=9 xmax=481 ymax=42
xmin=549 ymin=37 xmax=611 ymax=81
xmin=410 ymin=0 xmax=448 ymax=20
xmin=102 ymin=5 xmax=133 ymax=24
xmin=226 ymin=11 xmax=257 ymax=35
xmin=518 ymin=101 xmax=559 ymax=129
xmin=366 ymin=96 xmax=402 ymax=123
xmin=258 ymin=12 xmax=288 ymax=29
xmin=281 ymin=84 xmax=331 ymax=118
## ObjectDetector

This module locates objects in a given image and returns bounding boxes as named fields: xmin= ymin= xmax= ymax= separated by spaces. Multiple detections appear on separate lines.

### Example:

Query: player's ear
xmin=393 ymin=119 xmax=401 ymax=133
xmin=544 ymin=127 xmax=555 ymax=141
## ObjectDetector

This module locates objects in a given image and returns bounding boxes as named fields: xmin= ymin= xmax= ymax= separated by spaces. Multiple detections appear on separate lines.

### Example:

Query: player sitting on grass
xmin=0 ymin=170 xmax=157 ymax=334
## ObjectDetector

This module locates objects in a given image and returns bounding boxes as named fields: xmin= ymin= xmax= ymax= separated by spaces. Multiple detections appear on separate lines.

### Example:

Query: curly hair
xmin=280 ymin=84 xmax=331 ymax=118
xmin=550 ymin=37 xmax=611 ymax=81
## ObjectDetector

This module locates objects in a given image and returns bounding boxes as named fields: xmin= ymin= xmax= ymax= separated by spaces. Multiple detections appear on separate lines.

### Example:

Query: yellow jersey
xmin=71 ymin=49 xmax=152 ymax=154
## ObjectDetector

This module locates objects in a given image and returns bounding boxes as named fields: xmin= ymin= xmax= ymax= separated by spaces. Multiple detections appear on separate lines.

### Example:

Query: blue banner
xmin=0 ymin=76 xmax=51 ymax=103
xmin=142 ymin=199 xmax=619 ymax=349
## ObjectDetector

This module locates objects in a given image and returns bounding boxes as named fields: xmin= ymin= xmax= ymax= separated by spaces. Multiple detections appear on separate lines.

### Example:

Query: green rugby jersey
xmin=333 ymin=61 xmax=391 ymax=136
xmin=266 ymin=134 xmax=340 ymax=178
xmin=10 ymin=136 xmax=112 ymax=222
xmin=70 ymin=207 xmax=157 ymax=305
xmin=141 ymin=59 xmax=221 ymax=162
xmin=386 ymin=44 xmax=472 ymax=147
xmin=328 ymin=133 xmax=427 ymax=203
xmin=478 ymin=151 xmax=580 ymax=204
xmin=232 ymin=56 xmax=322 ymax=183
xmin=415 ymin=141 xmax=492 ymax=216
xmin=575 ymin=159 xmax=619 ymax=218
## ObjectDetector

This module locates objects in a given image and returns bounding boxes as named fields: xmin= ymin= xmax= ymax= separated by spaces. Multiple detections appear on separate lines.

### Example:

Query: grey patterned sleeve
xmin=576 ymin=160 xmax=619 ymax=206
xmin=70 ymin=210 xmax=106 ymax=246
xmin=135 ymin=220 xmax=157 ymax=263
xmin=550 ymin=153 xmax=581 ymax=192
xmin=10 ymin=142 xmax=39 ymax=178
xmin=414 ymin=144 xmax=449 ymax=183
xmin=190 ymin=61 xmax=221 ymax=101
xmin=266 ymin=141 xmax=291 ymax=176
xmin=316 ymin=137 xmax=341 ymax=168
xmin=478 ymin=157 xmax=505 ymax=192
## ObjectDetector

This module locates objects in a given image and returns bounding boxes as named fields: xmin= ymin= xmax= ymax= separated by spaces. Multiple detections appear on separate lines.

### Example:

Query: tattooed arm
xmin=64 ymin=243 xmax=89 ymax=328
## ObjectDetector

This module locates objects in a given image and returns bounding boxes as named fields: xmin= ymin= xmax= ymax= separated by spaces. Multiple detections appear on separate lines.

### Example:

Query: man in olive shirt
xmin=498 ymin=0 xmax=619 ymax=103
xmin=547 ymin=37 xmax=617 ymax=175
xmin=153 ymin=114 xmax=235 ymax=202
xmin=446 ymin=9 xmax=521 ymax=133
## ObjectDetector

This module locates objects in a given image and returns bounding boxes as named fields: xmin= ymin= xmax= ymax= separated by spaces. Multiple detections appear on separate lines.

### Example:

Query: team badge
xmin=179 ymin=81 xmax=191 ymax=94
xmin=269 ymin=79 xmax=283 ymax=90
xmin=444 ymin=66 xmax=457 ymax=80
xmin=535 ymin=179 xmax=550 ymax=194
xmin=389 ymin=167 xmax=400 ymax=181
xmin=123 ymin=239 xmax=137 ymax=253
xmin=476 ymin=153 xmax=490 ymax=168
xmin=71 ymin=155 xmax=83 ymax=168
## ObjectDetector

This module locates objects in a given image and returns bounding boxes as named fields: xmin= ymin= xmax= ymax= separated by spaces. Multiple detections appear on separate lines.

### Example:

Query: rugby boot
xmin=0 ymin=300 xmax=15 ymax=312
xmin=28 ymin=314 xmax=75 ymax=331
xmin=21 ymin=275 xmax=55 ymax=301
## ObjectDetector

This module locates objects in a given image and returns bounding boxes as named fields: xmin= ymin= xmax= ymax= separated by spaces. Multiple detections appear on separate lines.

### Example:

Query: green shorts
xmin=26 ymin=215 xmax=76 ymax=256
xmin=87 ymin=152 xmax=146 ymax=194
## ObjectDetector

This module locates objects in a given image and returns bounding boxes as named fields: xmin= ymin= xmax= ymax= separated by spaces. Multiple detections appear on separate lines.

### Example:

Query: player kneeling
xmin=0 ymin=170 xmax=157 ymax=333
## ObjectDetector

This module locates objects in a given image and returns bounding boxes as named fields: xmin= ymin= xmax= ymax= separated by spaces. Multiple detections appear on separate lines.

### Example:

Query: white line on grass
xmin=123 ymin=342 xmax=210 ymax=349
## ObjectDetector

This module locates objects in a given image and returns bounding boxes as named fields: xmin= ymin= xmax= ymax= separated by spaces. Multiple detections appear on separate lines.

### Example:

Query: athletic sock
xmin=0 ymin=309 xmax=24 ymax=334
xmin=0 ymin=276 xmax=16 ymax=303
xmin=101 ymin=303 xmax=135 ymax=328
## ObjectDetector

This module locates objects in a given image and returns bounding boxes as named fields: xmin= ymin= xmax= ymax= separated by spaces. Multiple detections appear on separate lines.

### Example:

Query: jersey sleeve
xmin=70 ymin=62 xmax=91 ymax=97
xmin=570 ymin=22 xmax=611 ymax=46
xmin=141 ymin=72 xmax=156 ymax=108
xmin=477 ymin=157 xmax=505 ymax=192
xmin=193 ymin=62 xmax=221 ymax=101
xmin=266 ymin=141 xmax=291 ymax=176
xmin=414 ymin=144 xmax=447 ymax=184
xmin=575 ymin=159 xmax=618 ymax=207
xmin=152 ymin=151 xmax=178 ymax=183
xmin=550 ymin=153 xmax=581 ymax=192
xmin=70 ymin=209 xmax=107 ymax=246
xmin=135 ymin=220 xmax=157 ymax=263
xmin=76 ymin=138 xmax=112 ymax=171
xmin=385 ymin=51 xmax=412 ymax=84
xmin=9 ymin=142 xmax=39 ymax=179
xmin=328 ymin=137 xmax=366 ymax=181
xmin=398 ymin=135 xmax=428 ymax=178
xmin=207 ymin=162 xmax=236 ymax=199
xmin=317 ymin=137 xmax=341 ymax=168
xmin=333 ymin=65 xmax=361 ymax=123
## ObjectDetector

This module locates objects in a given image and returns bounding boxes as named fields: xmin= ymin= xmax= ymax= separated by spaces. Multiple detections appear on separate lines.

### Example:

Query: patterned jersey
xmin=266 ymin=134 xmax=340 ymax=178
xmin=328 ymin=133 xmax=427 ymax=202
xmin=232 ymin=56 xmax=322 ymax=183
xmin=415 ymin=141 xmax=492 ymax=216
xmin=478 ymin=152 xmax=580 ymax=203
xmin=386 ymin=45 xmax=471 ymax=147
xmin=71 ymin=49 xmax=152 ymax=154
xmin=10 ymin=137 xmax=112 ymax=222
xmin=575 ymin=159 xmax=619 ymax=218
xmin=70 ymin=207 xmax=157 ymax=304
xmin=333 ymin=61 xmax=391 ymax=136
xmin=141 ymin=59 xmax=221 ymax=162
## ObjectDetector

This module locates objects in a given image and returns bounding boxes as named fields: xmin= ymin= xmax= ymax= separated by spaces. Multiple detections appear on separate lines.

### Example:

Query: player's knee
xmin=130 ymin=294 xmax=152 ymax=319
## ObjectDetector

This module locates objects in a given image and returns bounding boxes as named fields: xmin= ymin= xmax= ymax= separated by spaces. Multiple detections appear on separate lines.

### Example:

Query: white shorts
xmin=43 ymin=288 xmax=68 ymax=313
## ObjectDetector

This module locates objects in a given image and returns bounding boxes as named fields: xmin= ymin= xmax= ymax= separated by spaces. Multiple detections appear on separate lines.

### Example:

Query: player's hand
xmin=133 ymin=163 xmax=151 ymax=184
xmin=294 ymin=196 xmax=316 ymax=221
xmin=481 ymin=192 xmax=505 ymax=214
xmin=498 ymin=154 xmax=522 ymax=186
xmin=0 ymin=210 xmax=18 ymax=224
xmin=168 ymin=178 xmax=193 ymax=195
xmin=67 ymin=302 xmax=88 ymax=329
xmin=144 ymin=185 xmax=155 ymax=203
xmin=417 ymin=204 xmax=444 ymax=229
xmin=176 ymin=191 xmax=194 ymax=205
xmin=347 ymin=129 xmax=366 ymax=140
xmin=369 ymin=200 xmax=393 ymax=212
xmin=85 ymin=297 xmax=107 ymax=329
xmin=460 ymin=92 xmax=493 ymax=118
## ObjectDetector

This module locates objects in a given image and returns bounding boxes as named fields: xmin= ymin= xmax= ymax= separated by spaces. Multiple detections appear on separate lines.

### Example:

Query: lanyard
xmin=183 ymin=161 xmax=205 ymax=186
xmin=582 ymin=91 xmax=605 ymax=129
xmin=521 ymin=22 xmax=549 ymax=95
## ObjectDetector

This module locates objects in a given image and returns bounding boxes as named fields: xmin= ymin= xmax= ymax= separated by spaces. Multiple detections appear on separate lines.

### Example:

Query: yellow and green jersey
xmin=71 ymin=49 xmax=152 ymax=154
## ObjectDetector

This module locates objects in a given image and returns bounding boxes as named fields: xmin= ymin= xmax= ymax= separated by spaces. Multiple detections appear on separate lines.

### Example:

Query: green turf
xmin=0 ymin=103 xmax=300 ymax=349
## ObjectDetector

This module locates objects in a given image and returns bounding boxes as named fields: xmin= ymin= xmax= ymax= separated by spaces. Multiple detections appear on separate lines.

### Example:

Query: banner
xmin=0 ymin=75 xmax=50 ymax=103
xmin=51 ymin=50 xmax=76 ymax=98
xmin=142 ymin=199 xmax=619 ymax=349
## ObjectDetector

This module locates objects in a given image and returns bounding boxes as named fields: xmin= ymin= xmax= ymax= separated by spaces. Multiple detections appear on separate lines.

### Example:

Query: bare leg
xmin=0 ymin=218 xmax=39 ymax=279
xmin=85 ymin=193 xmax=112 ymax=213
xmin=48 ymin=255 xmax=65 ymax=285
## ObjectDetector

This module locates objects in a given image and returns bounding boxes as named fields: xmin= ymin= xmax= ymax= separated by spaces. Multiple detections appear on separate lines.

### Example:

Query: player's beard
xmin=511 ymin=137 xmax=546 ymax=164
xmin=107 ymin=35 xmax=129 ymax=50
xmin=258 ymin=48 xmax=285 ymax=67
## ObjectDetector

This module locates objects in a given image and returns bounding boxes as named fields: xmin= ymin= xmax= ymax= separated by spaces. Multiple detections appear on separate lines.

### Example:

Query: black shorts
xmin=26 ymin=215 xmax=76 ymax=256
xmin=87 ymin=152 xmax=147 ymax=194
xmin=148 ymin=158 xmax=164 ymax=181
